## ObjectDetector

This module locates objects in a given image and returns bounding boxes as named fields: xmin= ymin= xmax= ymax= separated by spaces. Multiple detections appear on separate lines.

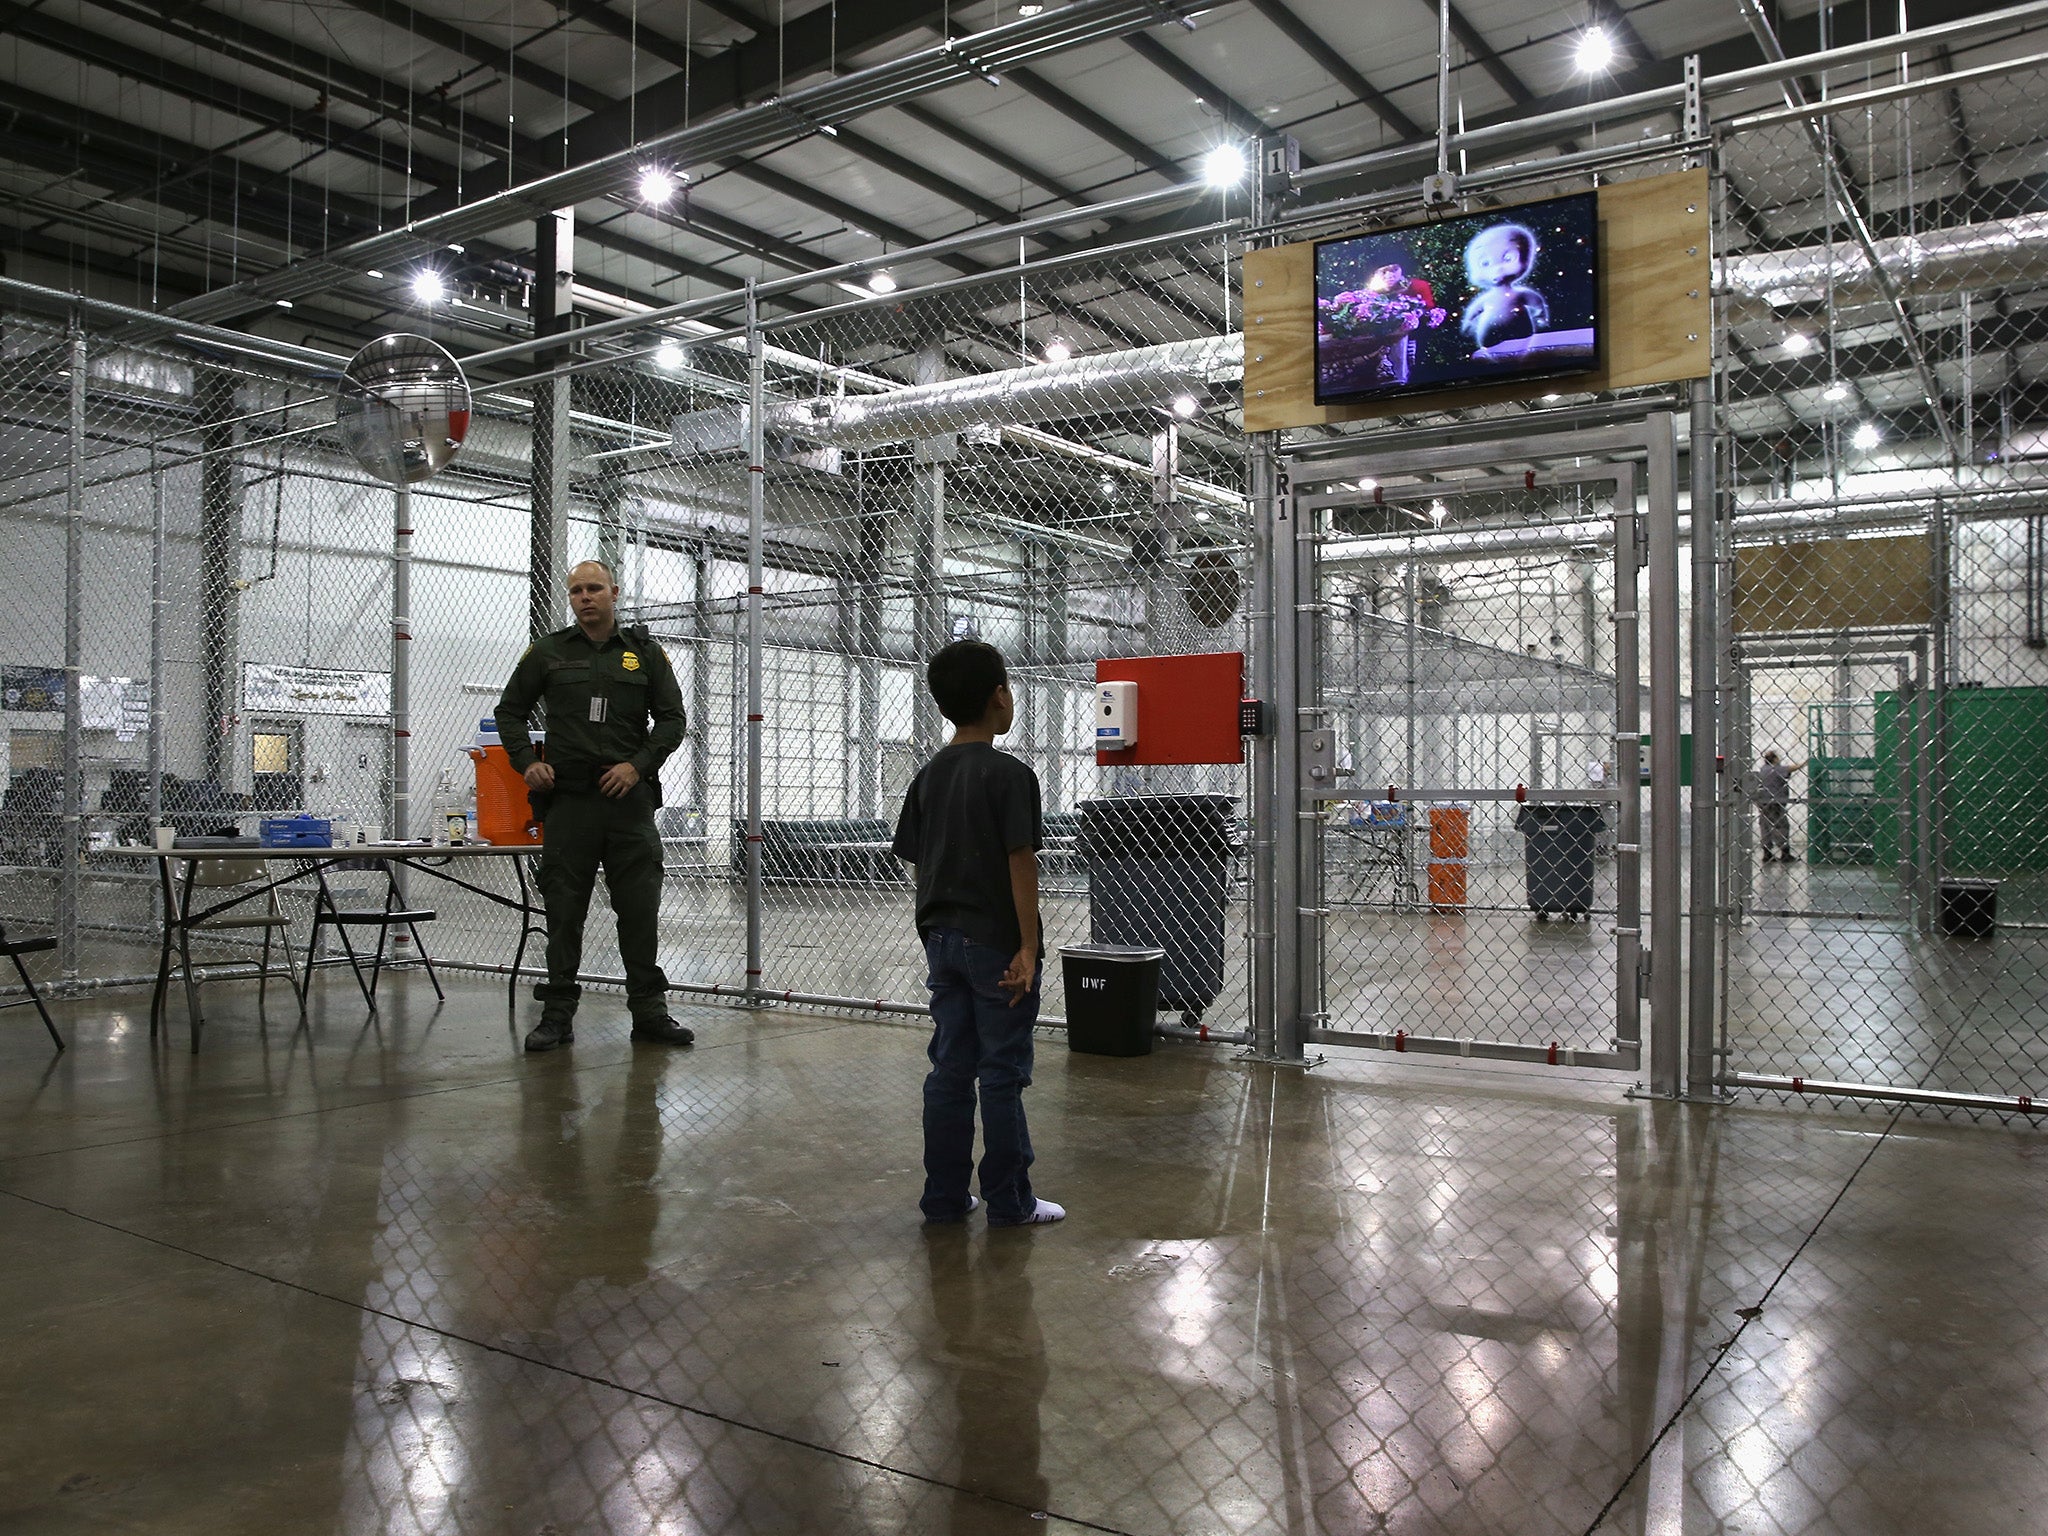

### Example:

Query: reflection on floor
xmin=2 ymin=973 xmax=2042 ymax=1534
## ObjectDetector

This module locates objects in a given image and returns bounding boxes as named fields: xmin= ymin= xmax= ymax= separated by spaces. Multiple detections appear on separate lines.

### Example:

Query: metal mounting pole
xmin=60 ymin=318 xmax=85 ymax=982
xmin=1436 ymin=0 xmax=1453 ymax=180
xmin=744 ymin=282 xmax=767 ymax=1005
xmin=1645 ymin=413 xmax=1684 ymax=1095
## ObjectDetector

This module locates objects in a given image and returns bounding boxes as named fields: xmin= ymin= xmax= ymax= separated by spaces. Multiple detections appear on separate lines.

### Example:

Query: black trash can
xmin=1939 ymin=878 xmax=1999 ymax=938
xmin=1060 ymin=944 xmax=1164 ymax=1056
xmin=1080 ymin=795 xmax=1235 ymax=1022
xmin=1515 ymin=802 xmax=1601 ymax=919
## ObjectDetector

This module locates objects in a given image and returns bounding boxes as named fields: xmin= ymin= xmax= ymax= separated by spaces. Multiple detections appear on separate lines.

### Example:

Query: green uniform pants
xmin=535 ymin=784 xmax=670 ymax=1023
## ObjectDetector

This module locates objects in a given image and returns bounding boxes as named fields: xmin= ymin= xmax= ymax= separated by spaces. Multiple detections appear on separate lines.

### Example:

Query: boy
xmin=891 ymin=641 xmax=1065 ymax=1228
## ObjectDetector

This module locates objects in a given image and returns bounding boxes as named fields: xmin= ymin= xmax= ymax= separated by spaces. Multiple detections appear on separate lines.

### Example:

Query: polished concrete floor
xmin=3 ymin=972 xmax=2044 ymax=1534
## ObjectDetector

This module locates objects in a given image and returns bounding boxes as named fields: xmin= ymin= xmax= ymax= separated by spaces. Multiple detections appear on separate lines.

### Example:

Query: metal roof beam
xmin=1244 ymin=0 xmax=1426 ymax=137
xmin=1439 ymin=1 xmax=1534 ymax=107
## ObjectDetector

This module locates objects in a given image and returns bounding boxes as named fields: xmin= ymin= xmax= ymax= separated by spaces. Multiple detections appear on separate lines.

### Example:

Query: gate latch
xmin=1300 ymin=727 xmax=1348 ymax=797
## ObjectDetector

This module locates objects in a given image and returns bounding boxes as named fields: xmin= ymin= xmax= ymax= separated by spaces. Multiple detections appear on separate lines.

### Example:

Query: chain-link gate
xmin=1280 ymin=418 xmax=1690 ymax=1082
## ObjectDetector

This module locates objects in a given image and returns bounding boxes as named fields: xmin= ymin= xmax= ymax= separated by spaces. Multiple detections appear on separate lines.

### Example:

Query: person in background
xmin=494 ymin=559 xmax=695 ymax=1053
xmin=891 ymin=640 xmax=1064 ymax=1229
xmin=1754 ymin=750 xmax=1805 ymax=863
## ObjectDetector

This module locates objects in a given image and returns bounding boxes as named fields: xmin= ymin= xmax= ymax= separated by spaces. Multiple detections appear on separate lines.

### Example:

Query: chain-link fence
xmin=0 ymin=231 xmax=1255 ymax=1042
xmin=1712 ymin=53 xmax=2048 ymax=1113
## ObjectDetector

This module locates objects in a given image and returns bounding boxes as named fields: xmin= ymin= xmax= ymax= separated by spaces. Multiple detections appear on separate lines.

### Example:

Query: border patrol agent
xmin=494 ymin=559 xmax=695 ymax=1052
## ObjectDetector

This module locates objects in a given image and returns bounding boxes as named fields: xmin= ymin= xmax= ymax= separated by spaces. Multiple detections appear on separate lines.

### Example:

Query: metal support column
xmin=529 ymin=207 xmax=574 ymax=641
xmin=689 ymin=542 xmax=712 ymax=827
xmin=1271 ymin=457 xmax=1306 ymax=1059
xmin=391 ymin=485 xmax=413 ymax=846
xmin=593 ymin=461 xmax=627 ymax=585
xmin=1686 ymin=388 xmax=1720 ymax=1094
xmin=196 ymin=369 xmax=241 ymax=784
xmin=744 ymin=284 xmax=767 ymax=1004
xmin=1248 ymin=434 xmax=1284 ymax=1059
xmin=60 ymin=320 xmax=85 ymax=980
xmin=855 ymin=504 xmax=886 ymax=820
xmin=147 ymin=447 xmax=166 ymax=837
xmin=1614 ymin=478 xmax=1645 ymax=1071
xmin=1645 ymin=413 xmax=1685 ymax=1095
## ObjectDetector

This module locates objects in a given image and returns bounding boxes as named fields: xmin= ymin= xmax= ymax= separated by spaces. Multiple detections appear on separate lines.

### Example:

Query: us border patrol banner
xmin=242 ymin=663 xmax=392 ymax=716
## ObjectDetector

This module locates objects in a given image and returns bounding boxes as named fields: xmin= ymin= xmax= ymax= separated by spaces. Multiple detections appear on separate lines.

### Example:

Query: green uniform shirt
xmin=493 ymin=623 xmax=686 ymax=789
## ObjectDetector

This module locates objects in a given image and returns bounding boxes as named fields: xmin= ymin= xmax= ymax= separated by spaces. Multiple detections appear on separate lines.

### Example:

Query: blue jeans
xmin=920 ymin=928 xmax=1041 ymax=1224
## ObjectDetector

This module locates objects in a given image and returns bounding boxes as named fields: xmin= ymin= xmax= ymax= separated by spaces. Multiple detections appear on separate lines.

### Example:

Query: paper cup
xmin=153 ymin=826 xmax=176 ymax=851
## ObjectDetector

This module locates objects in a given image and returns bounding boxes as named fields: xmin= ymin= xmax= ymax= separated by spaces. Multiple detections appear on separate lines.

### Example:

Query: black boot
xmin=524 ymin=1018 xmax=575 ymax=1052
xmin=630 ymin=1015 xmax=696 ymax=1047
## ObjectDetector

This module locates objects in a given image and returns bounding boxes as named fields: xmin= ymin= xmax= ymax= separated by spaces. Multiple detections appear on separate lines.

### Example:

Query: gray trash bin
xmin=1080 ymin=795 xmax=1234 ymax=1022
xmin=1515 ymin=802 xmax=1601 ymax=920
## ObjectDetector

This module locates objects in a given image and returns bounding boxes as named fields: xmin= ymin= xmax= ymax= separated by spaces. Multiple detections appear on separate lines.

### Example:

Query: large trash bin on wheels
xmin=1514 ymin=802 xmax=1601 ymax=920
xmin=1079 ymin=795 xmax=1235 ymax=1025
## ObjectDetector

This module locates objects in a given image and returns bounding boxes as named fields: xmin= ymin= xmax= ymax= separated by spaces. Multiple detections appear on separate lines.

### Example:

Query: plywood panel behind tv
xmin=1241 ymin=169 xmax=1712 ymax=434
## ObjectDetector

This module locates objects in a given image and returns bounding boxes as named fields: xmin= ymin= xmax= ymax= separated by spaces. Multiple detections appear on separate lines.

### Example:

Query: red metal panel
xmin=1093 ymin=652 xmax=1245 ymax=766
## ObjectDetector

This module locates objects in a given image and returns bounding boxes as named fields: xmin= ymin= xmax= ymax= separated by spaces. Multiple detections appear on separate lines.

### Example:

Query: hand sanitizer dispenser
xmin=1096 ymin=680 xmax=1138 ymax=749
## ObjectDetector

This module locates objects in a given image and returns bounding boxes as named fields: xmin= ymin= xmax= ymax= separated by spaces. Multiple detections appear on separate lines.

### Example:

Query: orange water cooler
xmin=469 ymin=731 xmax=542 ymax=846
xmin=1426 ymin=802 xmax=1471 ymax=912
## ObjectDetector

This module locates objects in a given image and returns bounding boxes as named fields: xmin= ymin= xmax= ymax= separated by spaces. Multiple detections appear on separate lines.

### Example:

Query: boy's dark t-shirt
xmin=891 ymin=742 xmax=1044 ymax=956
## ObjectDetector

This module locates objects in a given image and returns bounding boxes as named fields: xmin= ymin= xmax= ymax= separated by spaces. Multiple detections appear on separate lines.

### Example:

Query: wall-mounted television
xmin=1313 ymin=191 xmax=1601 ymax=406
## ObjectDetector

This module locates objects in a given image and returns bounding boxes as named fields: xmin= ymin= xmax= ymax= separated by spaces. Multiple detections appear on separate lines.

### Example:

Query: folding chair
xmin=0 ymin=918 xmax=63 ymax=1053
xmin=152 ymin=856 xmax=306 ymax=1053
xmin=309 ymin=859 xmax=443 ymax=1012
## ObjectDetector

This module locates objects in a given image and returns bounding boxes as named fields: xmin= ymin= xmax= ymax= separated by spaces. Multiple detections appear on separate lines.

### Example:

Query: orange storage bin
xmin=470 ymin=744 xmax=541 ymax=846
xmin=1428 ymin=803 xmax=1472 ymax=860
xmin=1426 ymin=858 xmax=1468 ymax=911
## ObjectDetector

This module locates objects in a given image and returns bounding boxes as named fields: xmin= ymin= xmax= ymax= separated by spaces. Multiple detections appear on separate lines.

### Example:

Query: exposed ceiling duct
xmin=1720 ymin=210 xmax=2048 ymax=319
xmin=767 ymin=335 xmax=1240 ymax=448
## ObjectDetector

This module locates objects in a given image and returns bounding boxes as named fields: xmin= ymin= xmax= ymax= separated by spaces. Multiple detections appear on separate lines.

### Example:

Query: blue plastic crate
xmin=258 ymin=815 xmax=332 ymax=849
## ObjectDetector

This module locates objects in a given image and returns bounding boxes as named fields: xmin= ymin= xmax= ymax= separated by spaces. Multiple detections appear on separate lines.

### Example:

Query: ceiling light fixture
xmin=1171 ymin=394 xmax=1199 ymax=418
xmin=1428 ymin=499 xmax=1449 ymax=527
xmin=1018 ymin=2 xmax=1045 ymax=13
xmin=1356 ymin=477 xmax=1377 ymax=492
xmin=655 ymin=342 xmax=687 ymax=372
xmin=867 ymin=270 xmax=899 ymax=294
xmin=365 ymin=269 xmax=383 ymax=279
xmin=275 ymin=299 xmax=293 ymax=309
xmin=446 ymin=242 xmax=465 ymax=254
xmin=1098 ymin=475 xmax=1117 ymax=499
xmin=1575 ymin=27 xmax=1614 ymax=73
xmin=411 ymin=270 xmax=446 ymax=304
xmin=1200 ymin=143 xmax=1248 ymax=189
xmin=1852 ymin=421 xmax=1881 ymax=450
xmin=1782 ymin=332 xmax=1813 ymax=357
xmin=1824 ymin=381 xmax=1849 ymax=402
xmin=637 ymin=165 xmax=678 ymax=205
xmin=1043 ymin=337 xmax=1072 ymax=364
